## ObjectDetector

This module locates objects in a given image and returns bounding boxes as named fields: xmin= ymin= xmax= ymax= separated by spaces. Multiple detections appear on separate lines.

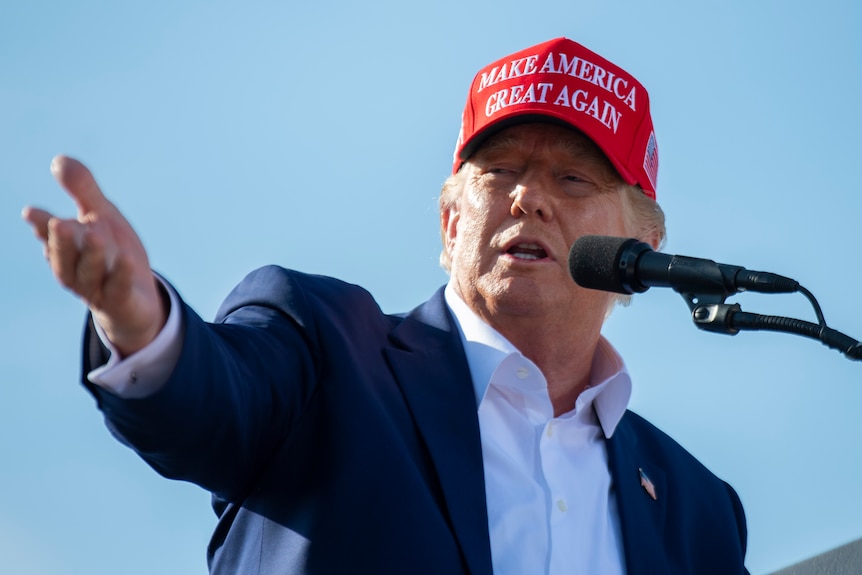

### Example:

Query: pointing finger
xmin=22 ymin=206 xmax=55 ymax=242
xmin=50 ymin=155 xmax=112 ymax=217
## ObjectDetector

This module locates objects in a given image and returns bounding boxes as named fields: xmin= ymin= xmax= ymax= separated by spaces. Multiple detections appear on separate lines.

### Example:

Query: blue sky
xmin=3 ymin=1 xmax=861 ymax=573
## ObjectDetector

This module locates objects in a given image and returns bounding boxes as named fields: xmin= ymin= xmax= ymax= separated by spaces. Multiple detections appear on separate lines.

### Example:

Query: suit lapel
xmin=607 ymin=415 xmax=669 ymax=575
xmin=383 ymin=289 xmax=493 ymax=575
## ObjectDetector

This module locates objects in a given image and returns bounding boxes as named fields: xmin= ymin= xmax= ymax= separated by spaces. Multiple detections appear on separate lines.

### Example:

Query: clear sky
xmin=3 ymin=1 xmax=861 ymax=574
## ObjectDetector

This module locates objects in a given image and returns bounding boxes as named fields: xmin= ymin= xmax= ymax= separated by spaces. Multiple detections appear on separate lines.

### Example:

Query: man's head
xmin=440 ymin=39 xmax=666 ymax=325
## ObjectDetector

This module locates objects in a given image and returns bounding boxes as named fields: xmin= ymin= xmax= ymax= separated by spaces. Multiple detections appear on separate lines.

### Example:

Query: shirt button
xmin=557 ymin=499 xmax=568 ymax=512
xmin=546 ymin=423 xmax=554 ymax=438
xmin=515 ymin=367 xmax=529 ymax=379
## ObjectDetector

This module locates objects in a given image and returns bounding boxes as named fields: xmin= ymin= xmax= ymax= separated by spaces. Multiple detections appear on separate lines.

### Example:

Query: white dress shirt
xmin=444 ymin=283 xmax=631 ymax=575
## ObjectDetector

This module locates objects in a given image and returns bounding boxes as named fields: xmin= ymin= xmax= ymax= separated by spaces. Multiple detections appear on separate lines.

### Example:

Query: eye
xmin=563 ymin=174 xmax=585 ymax=183
xmin=481 ymin=166 xmax=520 ymax=183
xmin=559 ymin=172 xmax=602 ymax=198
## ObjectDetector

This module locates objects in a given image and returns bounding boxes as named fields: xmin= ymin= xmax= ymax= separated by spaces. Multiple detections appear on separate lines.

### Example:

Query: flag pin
xmin=639 ymin=468 xmax=657 ymax=501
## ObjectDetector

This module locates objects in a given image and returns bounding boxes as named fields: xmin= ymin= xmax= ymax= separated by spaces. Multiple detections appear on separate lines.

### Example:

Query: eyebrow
xmin=478 ymin=131 xmax=608 ymax=166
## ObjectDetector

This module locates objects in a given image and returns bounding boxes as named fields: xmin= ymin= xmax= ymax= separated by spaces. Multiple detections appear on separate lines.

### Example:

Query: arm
xmin=22 ymin=156 xmax=314 ymax=500
xmin=24 ymin=158 xmax=318 ymax=499
xmin=90 ymin=266 xmax=323 ymax=500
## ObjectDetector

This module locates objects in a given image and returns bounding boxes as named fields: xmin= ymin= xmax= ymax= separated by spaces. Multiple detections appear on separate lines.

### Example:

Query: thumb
xmin=50 ymin=155 xmax=112 ymax=217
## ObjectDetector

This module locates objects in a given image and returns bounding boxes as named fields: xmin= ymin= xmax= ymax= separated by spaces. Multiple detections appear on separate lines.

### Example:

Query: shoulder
xmin=616 ymin=410 xmax=723 ymax=481
xmin=206 ymin=267 xmax=455 ymax=360
xmin=214 ymin=265 xmax=386 ymax=323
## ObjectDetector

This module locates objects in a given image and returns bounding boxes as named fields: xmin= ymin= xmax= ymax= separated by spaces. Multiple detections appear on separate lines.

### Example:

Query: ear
xmin=644 ymin=228 xmax=662 ymax=252
xmin=441 ymin=203 xmax=460 ymax=255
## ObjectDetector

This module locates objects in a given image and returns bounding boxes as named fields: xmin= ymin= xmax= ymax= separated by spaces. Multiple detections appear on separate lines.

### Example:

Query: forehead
xmin=472 ymin=122 xmax=618 ymax=174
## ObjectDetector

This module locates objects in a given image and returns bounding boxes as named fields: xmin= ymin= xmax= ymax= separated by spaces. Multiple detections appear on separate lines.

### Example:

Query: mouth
xmin=505 ymin=242 xmax=550 ymax=261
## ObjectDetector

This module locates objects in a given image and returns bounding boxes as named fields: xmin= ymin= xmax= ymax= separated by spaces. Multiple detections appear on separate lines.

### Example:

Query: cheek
xmin=453 ymin=210 xmax=486 ymax=254
xmin=450 ymin=206 xmax=500 ymax=270
xmin=455 ymin=190 xmax=497 ymax=241
xmin=574 ymin=195 xmax=630 ymax=237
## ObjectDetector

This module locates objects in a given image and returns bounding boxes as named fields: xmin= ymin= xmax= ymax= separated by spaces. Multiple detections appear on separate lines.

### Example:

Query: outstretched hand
xmin=23 ymin=156 xmax=166 ymax=357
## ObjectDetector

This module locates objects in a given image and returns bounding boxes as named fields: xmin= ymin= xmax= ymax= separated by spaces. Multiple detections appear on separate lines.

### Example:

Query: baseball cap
xmin=453 ymin=37 xmax=658 ymax=200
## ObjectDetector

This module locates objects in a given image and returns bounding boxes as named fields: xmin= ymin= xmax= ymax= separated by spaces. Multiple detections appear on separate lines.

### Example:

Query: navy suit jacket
xmin=84 ymin=266 xmax=748 ymax=574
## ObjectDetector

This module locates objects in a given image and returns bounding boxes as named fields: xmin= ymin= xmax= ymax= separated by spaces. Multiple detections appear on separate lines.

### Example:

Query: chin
xmin=488 ymin=284 xmax=562 ymax=316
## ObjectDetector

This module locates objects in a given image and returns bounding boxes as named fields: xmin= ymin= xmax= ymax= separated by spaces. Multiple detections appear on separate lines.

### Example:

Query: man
xmin=24 ymin=38 xmax=748 ymax=574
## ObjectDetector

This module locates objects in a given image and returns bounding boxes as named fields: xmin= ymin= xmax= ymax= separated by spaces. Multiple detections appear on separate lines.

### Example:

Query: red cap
xmin=453 ymin=37 xmax=658 ymax=200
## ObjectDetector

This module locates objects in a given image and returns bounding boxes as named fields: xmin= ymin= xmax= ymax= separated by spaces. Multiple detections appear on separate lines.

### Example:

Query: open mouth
xmin=507 ymin=242 xmax=549 ymax=260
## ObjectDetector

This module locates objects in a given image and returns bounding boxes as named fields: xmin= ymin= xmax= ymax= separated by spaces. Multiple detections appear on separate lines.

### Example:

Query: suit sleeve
xmin=83 ymin=266 xmax=325 ymax=500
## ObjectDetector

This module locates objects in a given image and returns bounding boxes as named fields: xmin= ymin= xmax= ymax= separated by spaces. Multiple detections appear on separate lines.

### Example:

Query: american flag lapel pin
xmin=639 ymin=468 xmax=657 ymax=501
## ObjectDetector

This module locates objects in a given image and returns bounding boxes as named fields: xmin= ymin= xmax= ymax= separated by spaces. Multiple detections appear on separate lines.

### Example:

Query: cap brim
xmin=456 ymin=111 xmax=639 ymax=190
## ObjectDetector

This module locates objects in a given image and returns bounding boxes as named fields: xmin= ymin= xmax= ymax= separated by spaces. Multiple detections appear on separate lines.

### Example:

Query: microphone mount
xmin=679 ymin=281 xmax=862 ymax=362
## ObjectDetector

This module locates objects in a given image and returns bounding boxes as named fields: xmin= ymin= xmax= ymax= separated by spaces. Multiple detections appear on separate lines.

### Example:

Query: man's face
xmin=443 ymin=122 xmax=634 ymax=328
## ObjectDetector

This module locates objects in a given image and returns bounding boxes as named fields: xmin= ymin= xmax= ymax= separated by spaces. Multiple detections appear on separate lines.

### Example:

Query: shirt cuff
xmin=87 ymin=274 xmax=183 ymax=399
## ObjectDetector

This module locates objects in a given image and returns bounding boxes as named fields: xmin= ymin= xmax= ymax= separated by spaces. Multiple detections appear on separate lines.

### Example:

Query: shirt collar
xmin=444 ymin=282 xmax=632 ymax=438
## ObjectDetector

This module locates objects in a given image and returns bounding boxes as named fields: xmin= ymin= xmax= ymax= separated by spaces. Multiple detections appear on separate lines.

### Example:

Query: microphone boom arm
xmin=680 ymin=291 xmax=862 ymax=362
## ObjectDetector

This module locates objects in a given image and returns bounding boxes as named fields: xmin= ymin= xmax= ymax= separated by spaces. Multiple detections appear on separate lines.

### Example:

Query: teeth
xmin=507 ymin=241 xmax=548 ymax=260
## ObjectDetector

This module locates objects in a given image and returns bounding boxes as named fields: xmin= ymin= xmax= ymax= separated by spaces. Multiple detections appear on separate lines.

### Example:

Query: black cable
xmin=797 ymin=285 xmax=826 ymax=327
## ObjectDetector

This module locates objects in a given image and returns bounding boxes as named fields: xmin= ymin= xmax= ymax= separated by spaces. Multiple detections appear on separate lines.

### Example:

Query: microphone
xmin=568 ymin=235 xmax=799 ymax=296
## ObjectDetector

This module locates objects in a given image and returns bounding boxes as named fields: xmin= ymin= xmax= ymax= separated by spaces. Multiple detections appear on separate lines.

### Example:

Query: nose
xmin=510 ymin=174 xmax=553 ymax=221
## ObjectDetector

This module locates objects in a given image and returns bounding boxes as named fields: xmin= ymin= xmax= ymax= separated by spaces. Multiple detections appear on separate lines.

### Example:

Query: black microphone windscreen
xmin=568 ymin=235 xmax=633 ymax=294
